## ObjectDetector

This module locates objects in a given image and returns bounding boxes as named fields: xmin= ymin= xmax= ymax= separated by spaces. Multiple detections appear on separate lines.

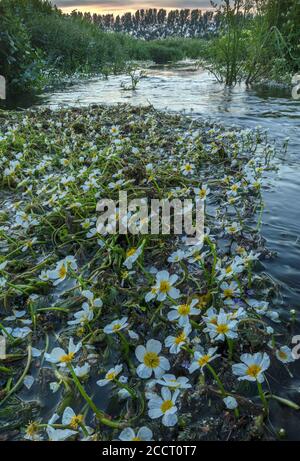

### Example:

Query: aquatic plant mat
xmin=0 ymin=104 xmax=299 ymax=442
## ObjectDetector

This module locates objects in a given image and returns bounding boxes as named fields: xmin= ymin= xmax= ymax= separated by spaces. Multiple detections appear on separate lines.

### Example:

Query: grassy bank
xmin=0 ymin=0 xmax=208 ymax=96
xmin=0 ymin=104 xmax=298 ymax=441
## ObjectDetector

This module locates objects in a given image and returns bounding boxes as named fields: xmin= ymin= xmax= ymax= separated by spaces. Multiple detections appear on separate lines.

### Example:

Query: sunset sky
xmin=52 ymin=1 xmax=213 ymax=16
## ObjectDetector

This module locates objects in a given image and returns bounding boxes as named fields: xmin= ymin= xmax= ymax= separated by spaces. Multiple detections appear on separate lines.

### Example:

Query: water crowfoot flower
xmin=165 ymin=323 xmax=191 ymax=354
xmin=135 ymin=339 xmax=170 ymax=379
xmin=97 ymin=365 xmax=123 ymax=387
xmin=103 ymin=317 xmax=128 ymax=334
xmin=148 ymin=388 xmax=179 ymax=427
xmin=118 ymin=426 xmax=153 ymax=441
xmin=168 ymin=299 xmax=200 ymax=326
xmin=232 ymin=353 xmax=270 ymax=383
xmin=232 ymin=353 xmax=270 ymax=410
xmin=188 ymin=347 xmax=220 ymax=373
xmin=145 ymin=270 xmax=180 ymax=302
xmin=155 ymin=374 xmax=191 ymax=390
xmin=45 ymin=338 xmax=82 ymax=367
xmin=123 ymin=245 xmax=143 ymax=270
xmin=204 ymin=309 xmax=238 ymax=342
xmin=276 ymin=346 xmax=295 ymax=364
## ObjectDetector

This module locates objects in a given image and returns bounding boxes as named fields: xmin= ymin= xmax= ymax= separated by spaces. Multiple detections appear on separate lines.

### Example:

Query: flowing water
xmin=3 ymin=62 xmax=300 ymax=439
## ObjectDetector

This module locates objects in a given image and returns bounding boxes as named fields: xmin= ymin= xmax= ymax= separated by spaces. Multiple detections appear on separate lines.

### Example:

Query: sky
xmin=52 ymin=1 xmax=213 ymax=16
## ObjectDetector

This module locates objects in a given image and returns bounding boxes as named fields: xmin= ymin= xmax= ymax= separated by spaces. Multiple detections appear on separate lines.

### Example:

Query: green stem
xmin=257 ymin=380 xmax=268 ymax=412
xmin=206 ymin=363 xmax=226 ymax=397
xmin=68 ymin=364 xmax=123 ymax=428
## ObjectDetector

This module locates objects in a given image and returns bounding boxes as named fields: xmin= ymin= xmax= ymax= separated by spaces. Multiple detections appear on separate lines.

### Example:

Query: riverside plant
xmin=0 ymin=104 xmax=299 ymax=442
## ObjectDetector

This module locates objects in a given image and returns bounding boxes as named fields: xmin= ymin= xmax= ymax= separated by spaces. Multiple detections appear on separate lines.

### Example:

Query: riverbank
xmin=1 ymin=104 xmax=299 ymax=441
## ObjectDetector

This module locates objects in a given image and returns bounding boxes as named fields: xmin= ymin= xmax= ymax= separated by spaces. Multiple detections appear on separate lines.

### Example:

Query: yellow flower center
xmin=126 ymin=248 xmax=136 ymax=258
xmin=144 ymin=351 xmax=160 ymax=369
xmin=26 ymin=422 xmax=39 ymax=437
xmin=225 ymin=265 xmax=232 ymax=274
xmin=70 ymin=414 xmax=84 ymax=429
xmin=58 ymin=264 xmax=67 ymax=279
xmin=106 ymin=372 xmax=117 ymax=380
xmin=246 ymin=364 xmax=262 ymax=378
xmin=198 ymin=355 xmax=210 ymax=367
xmin=132 ymin=437 xmax=142 ymax=441
xmin=216 ymin=324 xmax=229 ymax=334
xmin=223 ymin=289 xmax=234 ymax=298
xmin=59 ymin=352 xmax=75 ymax=363
xmin=278 ymin=351 xmax=287 ymax=360
xmin=112 ymin=323 xmax=121 ymax=331
xmin=159 ymin=280 xmax=171 ymax=293
xmin=199 ymin=189 xmax=206 ymax=198
xmin=178 ymin=304 xmax=190 ymax=316
xmin=184 ymin=164 xmax=192 ymax=171
xmin=196 ymin=294 xmax=209 ymax=309
xmin=228 ymin=227 xmax=237 ymax=233
xmin=175 ymin=332 xmax=186 ymax=345
xmin=161 ymin=400 xmax=173 ymax=413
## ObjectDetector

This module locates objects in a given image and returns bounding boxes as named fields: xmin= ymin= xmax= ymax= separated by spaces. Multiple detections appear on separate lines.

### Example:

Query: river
xmin=3 ymin=62 xmax=300 ymax=439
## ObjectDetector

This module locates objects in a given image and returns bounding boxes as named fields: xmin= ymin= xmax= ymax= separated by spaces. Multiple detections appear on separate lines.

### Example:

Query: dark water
xmin=3 ymin=62 xmax=300 ymax=439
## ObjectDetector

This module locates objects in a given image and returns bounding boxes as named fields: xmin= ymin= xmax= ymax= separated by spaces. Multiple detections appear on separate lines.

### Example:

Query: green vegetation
xmin=0 ymin=0 xmax=207 ymax=95
xmin=0 ymin=0 xmax=299 ymax=96
xmin=205 ymin=0 xmax=300 ymax=85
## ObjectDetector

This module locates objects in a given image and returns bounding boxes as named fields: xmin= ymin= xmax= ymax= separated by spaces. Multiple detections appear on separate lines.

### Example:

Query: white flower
xmin=218 ymin=258 xmax=244 ymax=280
xmin=148 ymin=388 xmax=179 ymax=427
xmin=232 ymin=353 xmax=270 ymax=383
xmin=204 ymin=309 xmax=238 ymax=341
xmin=103 ymin=317 xmax=128 ymax=334
xmin=136 ymin=339 xmax=170 ymax=379
xmin=167 ymin=250 xmax=186 ymax=263
xmin=81 ymin=290 xmax=103 ymax=308
xmin=15 ymin=211 xmax=39 ymax=229
xmin=119 ymin=426 xmax=153 ymax=441
xmin=194 ymin=185 xmax=210 ymax=201
xmin=110 ymin=125 xmax=120 ymax=136
xmin=45 ymin=338 xmax=81 ymax=367
xmin=68 ymin=303 xmax=94 ymax=325
xmin=97 ymin=365 xmax=123 ymax=387
xmin=48 ymin=256 xmax=77 ymax=286
xmin=189 ymin=347 xmax=220 ymax=373
xmin=225 ymin=222 xmax=241 ymax=235
xmin=168 ymin=299 xmax=200 ymax=326
xmin=62 ymin=407 xmax=89 ymax=432
xmin=145 ymin=270 xmax=180 ymax=302
xmin=181 ymin=163 xmax=195 ymax=176
xmin=165 ymin=324 xmax=191 ymax=354
xmin=47 ymin=425 xmax=76 ymax=441
xmin=223 ymin=396 xmax=238 ymax=410
xmin=221 ymin=281 xmax=240 ymax=299
xmin=123 ymin=246 xmax=143 ymax=270
xmin=74 ymin=362 xmax=91 ymax=378
xmin=276 ymin=346 xmax=295 ymax=364
xmin=155 ymin=374 xmax=191 ymax=390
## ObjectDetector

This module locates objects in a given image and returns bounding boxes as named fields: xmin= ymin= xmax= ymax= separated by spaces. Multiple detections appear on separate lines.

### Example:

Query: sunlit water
xmin=5 ymin=62 xmax=300 ymax=439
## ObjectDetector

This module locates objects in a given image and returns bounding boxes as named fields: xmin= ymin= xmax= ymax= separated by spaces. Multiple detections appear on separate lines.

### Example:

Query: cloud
xmin=52 ymin=0 xmax=212 ymax=9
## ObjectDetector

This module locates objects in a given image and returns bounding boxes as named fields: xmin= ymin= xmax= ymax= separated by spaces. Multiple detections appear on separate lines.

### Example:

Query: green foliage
xmin=0 ymin=2 xmax=45 ymax=94
xmin=206 ymin=0 xmax=300 ymax=86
